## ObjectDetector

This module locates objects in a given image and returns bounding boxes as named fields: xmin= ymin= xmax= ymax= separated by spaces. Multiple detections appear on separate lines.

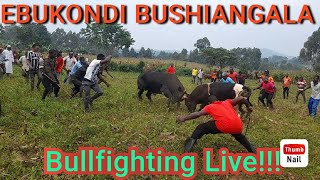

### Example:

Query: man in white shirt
xmin=305 ymin=75 xmax=320 ymax=118
xmin=19 ymin=52 xmax=29 ymax=82
xmin=63 ymin=52 xmax=77 ymax=83
xmin=3 ymin=45 xmax=14 ymax=75
xmin=82 ymin=54 xmax=111 ymax=113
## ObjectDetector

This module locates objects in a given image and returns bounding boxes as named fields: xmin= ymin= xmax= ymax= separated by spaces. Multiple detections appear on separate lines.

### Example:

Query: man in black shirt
xmin=42 ymin=50 xmax=60 ymax=100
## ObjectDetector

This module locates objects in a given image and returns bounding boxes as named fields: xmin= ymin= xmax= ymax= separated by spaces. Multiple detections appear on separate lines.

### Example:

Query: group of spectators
xmin=0 ymin=44 xmax=113 ymax=113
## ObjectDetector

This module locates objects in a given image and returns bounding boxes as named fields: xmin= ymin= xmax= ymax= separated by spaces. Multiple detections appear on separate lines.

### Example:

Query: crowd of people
xmin=0 ymin=44 xmax=112 ymax=113
xmin=1 ymin=44 xmax=320 ymax=154
xmin=166 ymin=64 xmax=320 ymax=119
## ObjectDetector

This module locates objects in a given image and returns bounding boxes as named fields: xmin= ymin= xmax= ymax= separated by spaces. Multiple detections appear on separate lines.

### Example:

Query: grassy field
xmin=0 ymin=66 xmax=320 ymax=179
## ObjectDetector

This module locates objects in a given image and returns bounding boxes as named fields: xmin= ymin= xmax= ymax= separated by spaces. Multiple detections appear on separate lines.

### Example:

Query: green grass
xmin=0 ymin=66 xmax=320 ymax=179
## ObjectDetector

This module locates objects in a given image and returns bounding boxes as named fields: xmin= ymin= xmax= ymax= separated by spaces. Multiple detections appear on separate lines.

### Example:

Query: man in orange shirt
xmin=283 ymin=74 xmax=292 ymax=99
xmin=211 ymin=69 xmax=217 ymax=82
xmin=227 ymin=68 xmax=238 ymax=83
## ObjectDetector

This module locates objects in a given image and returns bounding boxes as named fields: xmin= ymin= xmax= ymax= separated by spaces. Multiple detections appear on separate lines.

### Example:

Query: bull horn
xmin=181 ymin=91 xmax=189 ymax=100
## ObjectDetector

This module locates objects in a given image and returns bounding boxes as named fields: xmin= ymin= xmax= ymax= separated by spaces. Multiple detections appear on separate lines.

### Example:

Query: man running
xmin=70 ymin=57 xmax=88 ymax=98
xmin=42 ymin=50 xmax=60 ymax=100
xmin=82 ymin=54 xmax=111 ymax=113
xmin=27 ymin=44 xmax=42 ymax=90
xmin=176 ymin=97 xmax=256 ymax=153
xmin=254 ymin=77 xmax=276 ymax=109
xmin=283 ymin=74 xmax=292 ymax=99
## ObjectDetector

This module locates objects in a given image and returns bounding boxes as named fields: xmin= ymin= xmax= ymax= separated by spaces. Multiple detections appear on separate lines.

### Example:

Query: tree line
xmin=0 ymin=23 xmax=313 ymax=72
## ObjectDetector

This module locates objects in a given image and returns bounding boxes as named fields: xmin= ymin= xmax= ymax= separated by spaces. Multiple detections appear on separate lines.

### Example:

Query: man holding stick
xmin=42 ymin=50 xmax=60 ymax=100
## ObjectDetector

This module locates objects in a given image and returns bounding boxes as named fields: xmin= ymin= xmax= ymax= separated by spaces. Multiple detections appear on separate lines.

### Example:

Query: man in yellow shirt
xmin=283 ymin=74 xmax=292 ymax=99
xmin=192 ymin=68 xmax=198 ymax=84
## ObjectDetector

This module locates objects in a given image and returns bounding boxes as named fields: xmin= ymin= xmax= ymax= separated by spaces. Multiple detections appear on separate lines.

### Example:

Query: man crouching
xmin=176 ymin=97 xmax=256 ymax=153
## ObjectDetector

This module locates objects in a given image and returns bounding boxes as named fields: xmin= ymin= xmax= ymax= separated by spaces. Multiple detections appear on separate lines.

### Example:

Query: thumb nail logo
xmin=280 ymin=139 xmax=308 ymax=168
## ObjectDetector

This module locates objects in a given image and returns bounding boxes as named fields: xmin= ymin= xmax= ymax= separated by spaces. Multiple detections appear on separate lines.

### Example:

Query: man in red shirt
xmin=167 ymin=64 xmax=175 ymax=74
xmin=254 ymin=77 xmax=276 ymax=109
xmin=227 ymin=68 xmax=238 ymax=83
xmin=176 ymin=97 xmax=256 ymax=153
xmin=55 ymin=51 xmax=64 ymax=80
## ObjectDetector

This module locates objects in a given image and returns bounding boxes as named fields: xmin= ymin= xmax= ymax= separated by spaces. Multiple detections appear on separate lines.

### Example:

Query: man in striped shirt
xmin=296 ymin=77 xmax=307 ymax=103
xmin=27 ymin=44 xmax=43 ymax=90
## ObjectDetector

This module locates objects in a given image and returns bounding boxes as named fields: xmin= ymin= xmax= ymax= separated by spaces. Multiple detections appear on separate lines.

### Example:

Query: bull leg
xmin=138 ymin=89 xmax=144 ymax=101
xmin=146 ymin=91 xmax=153 ymax=102
xmin=160 ymin=86 xmax=173 ymax=108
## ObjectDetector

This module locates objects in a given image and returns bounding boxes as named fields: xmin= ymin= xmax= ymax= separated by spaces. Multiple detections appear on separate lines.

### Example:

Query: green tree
xmin=194 ymin=37 xmax=211 ymax=51
xmin=122 ymin=47 xmax=130 ymax=57
xmin=139 ymin=47 xmax=146 ymax=57
xmin=51 ymin=28 xmax=67 ymax=50
xmin=145 ymin=48 xmax=153 ymax=58
xmin=299 ymin=28 xmax=320 ymax=71
xmin=17 ymin=23 xmax=51 ymax=49
xmin=129 ymin=48 xmax=138 ymax=58
xmin=202 ymin=47 xmax=237 ymax=69
xmin=181 ymin=48 xmax=188 ymax=60
xmin=231 ymin=47 xmax=262 ymax=71
xmin=81 ymin=23 xmax=134 ymax=55
xmin=189 ymin=49 xmax=199 ymax=62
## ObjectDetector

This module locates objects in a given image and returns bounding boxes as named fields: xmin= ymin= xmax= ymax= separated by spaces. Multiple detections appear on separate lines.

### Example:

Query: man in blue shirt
xmin=70 ymin=57 xmax=86 ymax=76
xmin=220 ymin=72 xmax=235 ymax=83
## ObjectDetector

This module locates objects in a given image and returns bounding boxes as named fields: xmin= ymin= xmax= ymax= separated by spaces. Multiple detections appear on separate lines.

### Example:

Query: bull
xmin=137 ymin=71 xmax=187 ymax=107
xmin=185 ymin=82 xmax=252 ymax=112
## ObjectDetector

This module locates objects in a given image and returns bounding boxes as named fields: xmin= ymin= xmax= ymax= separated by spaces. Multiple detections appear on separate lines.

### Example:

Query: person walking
xmin=19 ymin=52 xmax=29 ymax=82
xmin=283 ymin=74 xmax=292 ymax=99
xmin=63 ymin=52 xmax=76 ymax=83
xmin=3 ymin=45 xmax=14 ymax=76
xmin=27 ymin=44 xmax=42 ymax=90
xmin=296 ymin=77 xmax=307 ymax=103
xmin=304 ymin=75 xmax=320 ymax=119
xmin=42 ymin=50 xmax=60 ymax=100
xmin=55 ymin=51 xmax=64 ymax=80
xmin=197 ymin=68 xmax=204 ymax=85
xmin=191 ymin=68 xmax=198 ymax=84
